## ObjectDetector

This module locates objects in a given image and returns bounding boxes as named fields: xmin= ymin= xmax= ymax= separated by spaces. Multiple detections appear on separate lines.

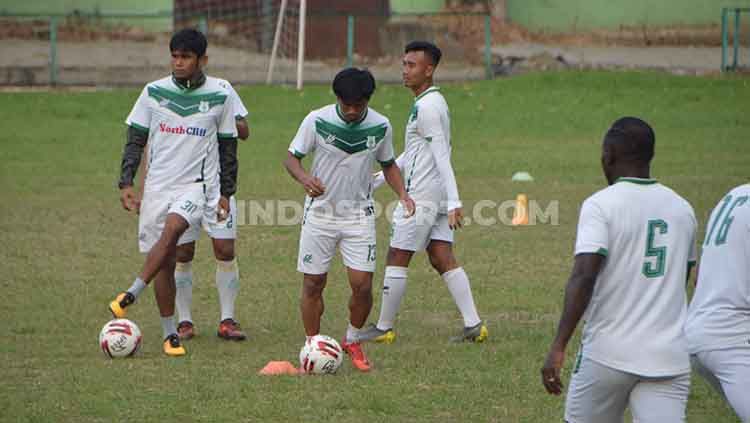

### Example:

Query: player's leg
xmin=564 ymin=356 xmax=634 ymax=423
xmin=212 ymin=237 xmax=245 ymax=340
xmin=297 ymin=215 xmax=337 ymax=337
xmin=368 ymin=247 xmax=414 ymax=339
xmin=360 ymin=201 xmax=422 ymax=343
xmin=690 ymin=353 xmax=727 ymax=400
xmin=110 ymin=184 xmax=205 ymax=364
xmin=301 ymin=272 xmax=328 ymax=336
xmin=628 ymin=373 xmax=690 ymax=423
xmin=346 ymin=267 xmax=374 ymax=331
xmin=175 ymin=241 xmax=196 ymax=339
xmin=426 ymin=236 xmax=485 ymax=343
xmin=152 ymin=247 xmax=186 ymax=356
xmin=338 ymin=220 xmax=377 ymax=371
xmin=110 ymin=211 xmax=191 ymax=318
xmin=696 ymin=348 xmax=750 ymax=422
xmin=342 ymin=267 xmax=374 ymax=372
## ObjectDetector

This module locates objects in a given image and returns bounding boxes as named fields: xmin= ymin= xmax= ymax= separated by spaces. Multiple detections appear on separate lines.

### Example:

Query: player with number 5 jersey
xmin=542 ymin=117 xmax=697 ymax=423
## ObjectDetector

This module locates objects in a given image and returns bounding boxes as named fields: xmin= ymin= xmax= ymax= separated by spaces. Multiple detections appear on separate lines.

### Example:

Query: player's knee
xmin=351 ymin=281 xmax=373 ymax=300
xmin=302 ymin=276 xmax=326 ymax=297
xmin=176 ymin=243 xmax=195 ymax=262
xmin=386 ymin=247 xmax=412 ymax=267
xmin=213 ymin=240 xmax=235 ymax=261
xmin=162 ymin=214 xmax=189 ymax=242
xmin=429 ymin=251 xmax=457 ymax=275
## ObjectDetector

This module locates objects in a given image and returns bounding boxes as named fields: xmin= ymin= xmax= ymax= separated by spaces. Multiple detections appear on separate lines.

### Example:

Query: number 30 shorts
xmin=138 ymin=183 xmax=216 ymax=253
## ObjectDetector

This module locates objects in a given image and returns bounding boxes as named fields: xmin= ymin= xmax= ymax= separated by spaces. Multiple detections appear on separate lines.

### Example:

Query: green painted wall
xmin=390 ymin=0 xmax=445 ymax=14
xmin=0 ymin=0 xmax=172 ymax=15
xmin=0 ymin=0 xmax=173 ymax=30
xmin=506 ymin=0 xmax=750 ymax=31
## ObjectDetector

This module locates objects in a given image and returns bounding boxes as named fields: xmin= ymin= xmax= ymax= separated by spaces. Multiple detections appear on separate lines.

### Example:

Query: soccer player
xmin=134 ymin=80 xmax=249 ymax=342
xmin=110 ymin=29 xmax=238 ymax=357
xmin=172 ymin=79 xmax=249 ymax=341
xmin=359 ymin=41 xmax=487 ymax=344
xmin=541 ymin=117 xmax=697 ymax=422
xmin=283 ymin=68 xmax=415 ymax=372
xmin=684 ymin=184 xmax=750 ymax=422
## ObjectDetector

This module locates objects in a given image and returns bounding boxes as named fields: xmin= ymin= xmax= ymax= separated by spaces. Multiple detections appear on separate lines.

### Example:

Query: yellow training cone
xmin=512 ymin=194 xmax=529 ymax=226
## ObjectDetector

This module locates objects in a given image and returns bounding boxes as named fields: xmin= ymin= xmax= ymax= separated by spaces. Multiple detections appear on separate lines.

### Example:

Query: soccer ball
xmin=99 ymin=319 xmax=142 ymax=358
xmin=299 ymin=334 xmax=344 ymax=374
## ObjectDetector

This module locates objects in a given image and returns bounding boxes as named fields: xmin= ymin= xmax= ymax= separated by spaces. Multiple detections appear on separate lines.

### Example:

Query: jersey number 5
xmin=643 ymin=219 xmax=668 ymax=278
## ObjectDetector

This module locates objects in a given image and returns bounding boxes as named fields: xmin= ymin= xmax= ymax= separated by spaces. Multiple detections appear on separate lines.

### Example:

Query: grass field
xmin=1 ymin=71 xmax=747 ymax=422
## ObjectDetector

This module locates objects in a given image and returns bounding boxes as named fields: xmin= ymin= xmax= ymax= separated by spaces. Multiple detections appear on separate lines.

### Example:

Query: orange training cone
xmin=259 ymin=361 xmax=300 ymax=375
xmin=512 ymin=194 xmax=529 ymax=226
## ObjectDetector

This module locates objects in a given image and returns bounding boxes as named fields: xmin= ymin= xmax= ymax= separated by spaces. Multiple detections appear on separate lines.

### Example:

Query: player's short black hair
xmin=405 ymin=41 xmax=442 ymax=66
xmin=332 ymin=68 xmax=376 ymax=103
xmin=170 ymin=28 xmax=207 ymax=57
xmin=604 ymin=117 xmax=655 ymax=165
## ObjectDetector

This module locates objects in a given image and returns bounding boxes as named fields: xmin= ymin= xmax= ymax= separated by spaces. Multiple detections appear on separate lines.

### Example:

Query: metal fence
xmin=0 ymin=9 xmax=497 ymax=87
xmin=721 ymin=7 xmax=750 ymax=71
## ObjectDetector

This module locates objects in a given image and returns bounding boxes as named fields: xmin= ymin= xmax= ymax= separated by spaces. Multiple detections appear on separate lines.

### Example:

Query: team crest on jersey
xmin=324 ymin=134 xmax=336 ymax=144
xmin=366 ymin=136 xmax=377 ymax=150
xmin=199 ymin=101 xmax=210 ymax=113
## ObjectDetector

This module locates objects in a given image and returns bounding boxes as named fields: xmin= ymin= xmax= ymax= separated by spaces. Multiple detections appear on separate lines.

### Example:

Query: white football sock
xmin=216 ymin=259 xmax=239 ymax=322
xmin=376 ymin=266 xmax=408 ymax=331
xmin=442 ymin=267 xmax=481 ymax=328
xmin=127 ymin=277 xmax=147 ymax=299
xmin=160 ymin=315 xmax=177 ymax=339
xmin=346 ymin=323 xmax=362 ymax=343
xmin=174 ymin=261 xmax=193 ymax=324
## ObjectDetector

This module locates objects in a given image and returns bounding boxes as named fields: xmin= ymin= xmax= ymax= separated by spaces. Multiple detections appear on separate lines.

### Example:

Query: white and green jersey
xmin=217 ymin=78 xmax=249 ymax=120
xmin=685 ymin=184 xmax=750 ymax=354
xmin=288 ymin=104 xmax=395 ymax=220
xmin=399 ymin=86 xmax=461 ymax=212
xmin=575 ymin=177 xmax=697 ymax=377
xmin=126 ymin=75 xmax=237 ymax=195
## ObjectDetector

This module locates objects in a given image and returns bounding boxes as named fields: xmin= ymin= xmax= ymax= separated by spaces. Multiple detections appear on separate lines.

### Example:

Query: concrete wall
xmin=506 ymin=0 xmax=750 ymax=32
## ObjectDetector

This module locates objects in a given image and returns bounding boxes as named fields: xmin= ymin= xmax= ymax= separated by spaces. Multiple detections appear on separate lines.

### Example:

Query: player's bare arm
xmin=236 ymin=117 xmax=249 ymax=140
xmin=381 ymin=162 xmax=415 ymax=217
xmin=218 ymin=136 xmax=238 ymax=221
xmin=542 ymin=253 xmax=605 ymax=395
xmin=118 ymin=125 xmax=148 ymax=212
xmin=283 ymin=151 xmax=325 ymax=197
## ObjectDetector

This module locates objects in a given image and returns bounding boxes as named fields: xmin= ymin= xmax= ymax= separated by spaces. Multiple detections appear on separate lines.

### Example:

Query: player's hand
xmin=448 ymin=208 xmax=464 ymax=230
xmin=401 ymin=195 xmax=416 ymax=218
xmin=217 ymin=196 xmax=230 ymax=222
xmin=134 ymin=190 xmax=143 ymax=215
xmin=541 ymin=345 xmax=566 ymax=395
xmin=302 ymin=176 xmax=325 ymax=198
xmin=119 ymin=186 xmax=138 ymax=212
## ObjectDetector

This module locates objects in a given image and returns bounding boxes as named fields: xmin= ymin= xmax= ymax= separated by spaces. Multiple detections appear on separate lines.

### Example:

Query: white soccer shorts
xmin=182 ymin=195 xmax=238 ymax=243
xmin=296 ymin=214 xmax=377 ymax=275
xmin=138 ymin=183 xmax=214 ymax=253
xmin=565 ymin=356 xmax=690 ymax=423
xmin=389 ymin=200 xmax=453 ymax=252
xmin=691 ymin=347 xmax=750 ymax=422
